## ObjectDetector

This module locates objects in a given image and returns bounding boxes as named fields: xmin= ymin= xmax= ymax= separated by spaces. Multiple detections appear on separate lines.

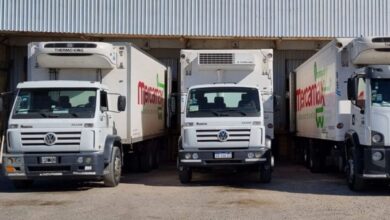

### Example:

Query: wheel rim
xmin=346 ymin=159 xmax=354 ymax=184
xmin=114 ymin=154 xmax=121 ymax=183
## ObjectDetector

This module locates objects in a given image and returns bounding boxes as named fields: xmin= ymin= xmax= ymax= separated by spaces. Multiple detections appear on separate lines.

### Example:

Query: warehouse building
xmin=0 ymin=0 xmax=389 ymax=160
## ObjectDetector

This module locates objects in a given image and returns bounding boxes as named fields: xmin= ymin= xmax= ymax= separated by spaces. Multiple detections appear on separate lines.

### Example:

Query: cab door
xmin=350 ymin=77 xmax=370 ymax=145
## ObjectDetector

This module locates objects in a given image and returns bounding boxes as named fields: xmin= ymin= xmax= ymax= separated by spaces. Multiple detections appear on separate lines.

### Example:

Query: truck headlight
xmin=371 ymin=131 xmax=384 ymax=144
xmin=185 ymin=153 xmax=191 ymax=159
xmin=247 ymin=152 xmax=255 ymax=158
xmin=85 ymin=157 xmax=92 ymax=164
xmin=372 ymin=151 xmax=383 ymax=161
xmin=192 ymin=153 xmax=199 ymax=159
xmin=77 ymin=157 xmax=84 ymax=164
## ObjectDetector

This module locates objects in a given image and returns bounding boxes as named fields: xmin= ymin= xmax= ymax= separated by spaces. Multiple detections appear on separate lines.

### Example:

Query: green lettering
xmin=315 ymin=107 xmax=324 ymax=128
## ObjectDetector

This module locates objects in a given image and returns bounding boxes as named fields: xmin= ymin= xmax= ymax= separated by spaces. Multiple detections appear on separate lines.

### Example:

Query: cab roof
xmin=17 ymin=80 xmax=107 ymax=90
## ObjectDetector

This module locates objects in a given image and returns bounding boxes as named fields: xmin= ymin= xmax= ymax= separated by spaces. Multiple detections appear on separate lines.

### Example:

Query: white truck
xmin=178 ymin=50 xmax=274 ymax=183
xmin=1 ymin=42 xmax=170 ymax=188
xmin=290 ymin=37 xmax=390 ymax=190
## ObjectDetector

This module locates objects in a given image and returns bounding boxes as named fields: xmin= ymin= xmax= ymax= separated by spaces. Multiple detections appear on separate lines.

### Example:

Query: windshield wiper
xmin=69 ymin=112 xmax=79 ymax=118
xmin=194 ymin=109 xmax=220 ymax=116
xmin=217 ymin=109 xmax=247 ymax=116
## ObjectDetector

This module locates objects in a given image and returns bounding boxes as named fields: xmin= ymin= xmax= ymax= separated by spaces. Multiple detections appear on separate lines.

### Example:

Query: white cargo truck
xmin=178 ymin=50 xmax=274 ymax=183
xmin=290 ymin=37 xmax=390 ymax=190
xmin=1 ymin=42 xmax=170 ymax=188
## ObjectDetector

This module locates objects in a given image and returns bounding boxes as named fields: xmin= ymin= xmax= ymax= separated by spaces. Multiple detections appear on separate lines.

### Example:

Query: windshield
xmin=186 ymin=87 xmax=261 ymax=117
xmin=12 ymin=88 xmax=97 ymax=119
xmin=371 ymin=79 xmax=390 ymax=107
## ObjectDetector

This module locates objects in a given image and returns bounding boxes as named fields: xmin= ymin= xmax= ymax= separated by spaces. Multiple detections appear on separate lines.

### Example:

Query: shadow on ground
xmin=0 ymin=162 xmax=389 ymax=196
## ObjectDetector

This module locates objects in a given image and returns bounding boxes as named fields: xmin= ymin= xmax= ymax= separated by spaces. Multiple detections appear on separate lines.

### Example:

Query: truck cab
xmin=346 ymin=64 xmax=390 ymax=190
xmin=4 ymin=80 xmax=125 ymax=187
xmin=177 ymin=50 xmax=274 ymax=183
xmin=2 ymin=42 xmax=130 ymax=188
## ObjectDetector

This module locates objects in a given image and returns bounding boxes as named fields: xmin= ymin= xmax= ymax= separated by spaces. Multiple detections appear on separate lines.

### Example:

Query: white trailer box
xmin=177 ymin=50 xmax=274 ymax=183
xmin=291 ymin=37 xmax=390 ymax=190
xmin=293 ymin=39 xmax=353 ymax=141
xmin=3 ymin=42 xmax=170 ymax=188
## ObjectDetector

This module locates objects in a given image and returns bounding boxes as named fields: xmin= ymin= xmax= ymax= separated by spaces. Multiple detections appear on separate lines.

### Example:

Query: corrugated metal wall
xmin=1 ymin=0 xmax=389 ymax=38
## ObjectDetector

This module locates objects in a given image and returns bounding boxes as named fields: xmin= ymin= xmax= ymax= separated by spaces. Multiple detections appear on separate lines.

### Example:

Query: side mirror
xmin=117 ymin=96 xmax=126 ymax=112
xmin=347 ymin=78 xmax=356 ymax=100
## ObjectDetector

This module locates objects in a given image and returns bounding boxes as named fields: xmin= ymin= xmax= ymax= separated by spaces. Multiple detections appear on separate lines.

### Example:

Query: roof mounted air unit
xmin=198 ymin=53 xmax=255 ymax=70
xmin=351 ymin=37 xmax=390 ymax=65
xmin=35 ymin=42 xmax=116 ymax=69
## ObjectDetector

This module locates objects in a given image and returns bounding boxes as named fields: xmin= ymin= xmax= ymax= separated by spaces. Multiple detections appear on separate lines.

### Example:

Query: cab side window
xmin=356 ymin=78 xmax=366 ymax=109
xmin=100 ymin=91 xmax=108 ymax=111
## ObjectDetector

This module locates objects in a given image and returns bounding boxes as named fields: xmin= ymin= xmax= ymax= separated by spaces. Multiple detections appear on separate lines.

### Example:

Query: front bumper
xmin=3 ymin=152 xmax=105 ymax=180
xmin=178 ymin=148 xmax=270 ymax=167
xmin=360 ymin=146 xmax=390 ymax=179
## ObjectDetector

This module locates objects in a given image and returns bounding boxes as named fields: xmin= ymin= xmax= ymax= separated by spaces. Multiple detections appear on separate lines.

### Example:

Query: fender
xmin=104 ymin=135 xmax=123 ymax=164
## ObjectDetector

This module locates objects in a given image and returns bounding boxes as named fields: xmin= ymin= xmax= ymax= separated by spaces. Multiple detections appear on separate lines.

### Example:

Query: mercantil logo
xmin=44 ymin=133 xmax=57 ymax=146
xmin=217 ymin=130 xmax=229 ymax=142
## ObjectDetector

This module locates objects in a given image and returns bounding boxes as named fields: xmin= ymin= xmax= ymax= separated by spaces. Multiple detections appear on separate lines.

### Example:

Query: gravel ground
xmin=0 ymin=163 xmax=390 ymax=220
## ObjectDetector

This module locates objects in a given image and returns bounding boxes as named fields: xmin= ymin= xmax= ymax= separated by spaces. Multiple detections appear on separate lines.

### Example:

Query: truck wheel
xmin=12 ymin=180 xmax=33 ymax=189
xmin=309 ymin=144 xmax=323 ymax=173
xmin=178 ymin=166 xmax=192 ymax=184
xmin=103 ymin=146 xmax=122 ymax=187
xmin=303 ymin=146 xmax=310 ymax=168
xmin=259 ymin=163 xmax=272 ymax=183
xmin=346 ymin=158 xmax=366 ymax=191
xmin=139 ymin=146 xmax=153 ymax=172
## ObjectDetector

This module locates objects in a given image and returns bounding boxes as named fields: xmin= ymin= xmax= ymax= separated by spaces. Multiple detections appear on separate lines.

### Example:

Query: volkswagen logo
xmin=217 ymin=130 xmax=229 ymax=142
xmin=44 ymin=133 xmax=57 ymax=146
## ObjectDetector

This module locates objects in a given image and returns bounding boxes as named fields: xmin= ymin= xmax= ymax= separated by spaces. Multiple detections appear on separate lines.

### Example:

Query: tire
xmin=309 ymin=142 xmax=324 ymax=173
xmin=178 ymin=166 xmax=192 ymax=184
xmin=346 ymin=153 xmax=366 ymax=191
xmin=12 ymin=180 xmax=33 ymax=189
xmin=303 ymin=145 xmax=310 ymax=168
xmin=139 ymin=145 xmax=153 ymax=172
xmin=103 ymin=146 xmax=122 ymax=187
xmin=259 ymin=162 xmax=272 ymax=183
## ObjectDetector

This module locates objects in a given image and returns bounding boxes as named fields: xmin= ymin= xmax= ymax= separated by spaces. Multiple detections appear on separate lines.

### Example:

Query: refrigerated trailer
xmin=2 ymin=42 xmax=171 ymax=188
xmin=290 ymin=37 xmax=390 ymax=190
xmin=177 ymin=50 xmax=274 ymax=183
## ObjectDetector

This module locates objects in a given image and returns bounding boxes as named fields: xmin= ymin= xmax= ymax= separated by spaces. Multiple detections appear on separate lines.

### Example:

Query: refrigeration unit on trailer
xmin=178 ymin=49 xmax=274 ymax=183
xmin=290 ymin=37 xmax=390 ymax=190
xmin=2 ymin=42 xmax=170 ymax=188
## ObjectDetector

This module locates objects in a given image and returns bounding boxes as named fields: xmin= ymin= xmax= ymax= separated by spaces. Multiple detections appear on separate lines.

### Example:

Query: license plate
xmin=214 ymin=152 xmax=233 ymax=159
xmin=40 ymin=156 xmax=57 ymax=164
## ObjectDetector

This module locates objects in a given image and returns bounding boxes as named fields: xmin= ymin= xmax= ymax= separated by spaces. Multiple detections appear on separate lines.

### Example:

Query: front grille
xmin=196 ymin=129 xmax=250 ymax=143
xmin=28 ymin=166 xmax=71 ymax=172
xmin=199 ymin=53 xmax=234 ymax=64
xmin=21 ymin=132 xmax=81 ymax=147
